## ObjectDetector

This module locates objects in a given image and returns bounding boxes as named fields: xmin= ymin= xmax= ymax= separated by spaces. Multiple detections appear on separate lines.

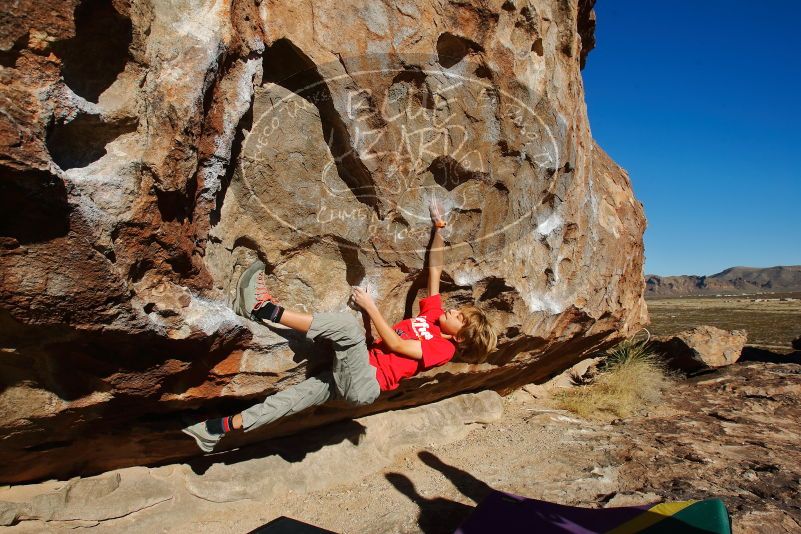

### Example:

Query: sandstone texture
xmin=0 ymin=0 xmax=647 ymax=483
xmin=520 ymin=354 xmax=601 ymax=397
xmin=651 ymin=325 xmax=747 ymax=372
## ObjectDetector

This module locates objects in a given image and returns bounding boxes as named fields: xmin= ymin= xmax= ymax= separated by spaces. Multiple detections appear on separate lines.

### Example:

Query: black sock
xmin=205 ymin=415 xmax=235 ymax=435
xmin=253 ymin=301 xmax=284 ymax=323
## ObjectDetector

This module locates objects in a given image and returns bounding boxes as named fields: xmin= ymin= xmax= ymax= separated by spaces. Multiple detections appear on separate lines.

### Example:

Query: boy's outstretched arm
xmin=428 ymin=202 xmax=446 ymax=296
xmin=351 ymin=287 xmax=423 ymax=360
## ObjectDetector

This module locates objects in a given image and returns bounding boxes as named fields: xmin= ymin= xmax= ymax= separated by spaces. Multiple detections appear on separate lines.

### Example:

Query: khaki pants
xmin=240 ymin=312 xmax=381 ymax=431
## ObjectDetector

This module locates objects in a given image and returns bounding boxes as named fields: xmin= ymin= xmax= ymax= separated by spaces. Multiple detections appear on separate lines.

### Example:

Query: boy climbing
xmin=182 ymin=203 xmax=497 ymax=452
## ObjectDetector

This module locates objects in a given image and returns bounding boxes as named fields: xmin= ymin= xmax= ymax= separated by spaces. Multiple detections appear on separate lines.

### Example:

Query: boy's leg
xmin=240 ymin=371 xmax=336 ymax=431
xmin=306 ymin=312 xmax=381 ymax=407
xmin=183 ymin=314 xmax=379 ymax=452
xmin=183 ymin=373 xmax=335 ymax=452
xmin=239 ymin=312 xmax=379 ymax=432
xmin=277 ymin=308 xmax=313 ymax=333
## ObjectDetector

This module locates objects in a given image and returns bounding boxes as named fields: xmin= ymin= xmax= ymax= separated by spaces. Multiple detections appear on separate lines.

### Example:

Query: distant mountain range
xmin=645 ymin=266 xmax=801 ymax=297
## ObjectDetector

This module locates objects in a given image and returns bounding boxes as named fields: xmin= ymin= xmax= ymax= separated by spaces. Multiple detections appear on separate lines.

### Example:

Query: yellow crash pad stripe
xmin=606 ymin=500 xmax=698 ymax=534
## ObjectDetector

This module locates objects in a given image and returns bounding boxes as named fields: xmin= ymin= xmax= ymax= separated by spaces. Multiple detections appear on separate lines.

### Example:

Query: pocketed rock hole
xmin=532 ymin=38 xmax=544 ymax=56
xmin=436 ymin=32 xmax=484 ymax=68
xmin=390 ymin=67 xmax=435 ymax=110
xmin=46 ymin=113 xmax=138 ymax=170
xmin=0 ymin=167 xmax=71 ymax=244
xmin=0 ymin=33 xmax=28 ymax=68
xmin=428 ymin=155 xmax=489 ymax=192
xmin=53 ymin=0 xmax=133 ymax=103
xmin=261 ymin=38 xmax=379 ymax=210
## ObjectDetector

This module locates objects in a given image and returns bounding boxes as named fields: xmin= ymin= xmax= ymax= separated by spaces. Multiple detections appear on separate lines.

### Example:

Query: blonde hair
xmin=455 ymin=306 xmax=497 ymax=364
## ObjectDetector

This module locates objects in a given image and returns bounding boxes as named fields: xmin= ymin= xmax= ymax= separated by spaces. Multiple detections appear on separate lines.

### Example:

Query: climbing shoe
xmin=233 ymin=260 xmax=267 ymax=320
xmin=181 ymin=419 xmax=222 ymax=453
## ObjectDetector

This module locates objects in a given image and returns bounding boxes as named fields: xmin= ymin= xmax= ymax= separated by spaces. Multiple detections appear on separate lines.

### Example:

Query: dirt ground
xmin=250 ymin=362 xmax=801 ymax=534
xmin=3 ymin=387 xmax=621 ymax=533
xmin=6 ymin=360 xmax=800 ymax=533
xmin=5 ymin=291 xmax=801 ymax=533
xmin=646 ymin=292 xmax=801 ymax=350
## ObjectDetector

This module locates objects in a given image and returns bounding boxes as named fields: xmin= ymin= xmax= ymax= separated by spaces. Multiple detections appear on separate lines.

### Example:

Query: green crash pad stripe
xmin=607 ymin=499 xmax=731 ymax=534
xmin=640 ymin=499 xmax=731 ymax=534
xmin=606 ymin=500 xmax=696 ymax=534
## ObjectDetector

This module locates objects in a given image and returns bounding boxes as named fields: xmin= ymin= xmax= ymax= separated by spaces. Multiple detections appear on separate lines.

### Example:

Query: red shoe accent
xmin=253 ymin=271 xmax=277 ymax=311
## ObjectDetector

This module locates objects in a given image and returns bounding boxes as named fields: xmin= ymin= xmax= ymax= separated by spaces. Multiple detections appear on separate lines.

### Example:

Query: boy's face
xmin=439 ymin=308 xmax=465 ymax=338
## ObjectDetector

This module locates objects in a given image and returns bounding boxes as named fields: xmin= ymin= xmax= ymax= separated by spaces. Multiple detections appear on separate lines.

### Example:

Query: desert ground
xmin=2 ymin=297 xmax=799 ymax=533
xmin=646 ymin=292 xmax=801 ymax=352
xmin=2 ymin=362 xmax=799 ymax=533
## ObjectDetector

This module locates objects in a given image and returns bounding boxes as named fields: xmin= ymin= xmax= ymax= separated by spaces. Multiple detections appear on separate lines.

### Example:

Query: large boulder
xmin=651 ymin=326 xmax=748 ymax=372
xmin=0 ymin=0 xmax=646 ymax=483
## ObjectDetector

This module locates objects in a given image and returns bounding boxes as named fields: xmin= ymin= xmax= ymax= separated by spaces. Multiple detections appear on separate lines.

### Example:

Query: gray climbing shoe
xmin=233 ymin=260 xmax=266 ymax=320
xmin=181 ymin=420 xmax=222 ymax=453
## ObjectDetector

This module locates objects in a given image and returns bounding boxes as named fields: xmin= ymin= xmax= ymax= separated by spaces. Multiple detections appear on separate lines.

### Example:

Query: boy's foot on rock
xmin=234 ymin=260 xmax=266 ymax=321
xmin=181 ymin=420 xmax=222 ymax=453
xmin=253 ymin=271 xmax=278 ymax=311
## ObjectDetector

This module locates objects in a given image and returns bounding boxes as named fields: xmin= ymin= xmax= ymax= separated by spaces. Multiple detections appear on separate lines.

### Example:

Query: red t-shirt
xmin=369 ymin=294 xmax=456 ymax=391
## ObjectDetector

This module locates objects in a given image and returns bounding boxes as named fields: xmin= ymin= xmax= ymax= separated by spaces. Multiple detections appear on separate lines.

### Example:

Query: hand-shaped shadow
xmin=384 ymin=450 xmax=493 ymax=534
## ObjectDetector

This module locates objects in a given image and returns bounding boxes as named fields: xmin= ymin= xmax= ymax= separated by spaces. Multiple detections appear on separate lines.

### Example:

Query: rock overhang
xmin=0 ymin=0 xmax=645 ymax=483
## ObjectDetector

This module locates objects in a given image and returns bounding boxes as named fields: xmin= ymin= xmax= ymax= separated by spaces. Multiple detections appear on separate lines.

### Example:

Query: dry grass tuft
xmin=555 ymin=338 xmax=672 ymax=419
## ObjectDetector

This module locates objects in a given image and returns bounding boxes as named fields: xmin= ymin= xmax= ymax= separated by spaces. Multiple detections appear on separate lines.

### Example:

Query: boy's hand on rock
xmin=429 ymin=200 xmax=446 ymax=228
xmin=351 ymin=286 xmax=376 ymax=311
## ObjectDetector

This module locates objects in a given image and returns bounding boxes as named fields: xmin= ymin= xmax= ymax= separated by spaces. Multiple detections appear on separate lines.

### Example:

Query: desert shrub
xmin=555 ymin=337 xmax=672 ymax=419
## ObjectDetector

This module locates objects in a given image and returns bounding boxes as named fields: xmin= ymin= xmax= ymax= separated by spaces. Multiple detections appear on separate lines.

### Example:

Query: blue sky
xmin=582 ymin=1 xmax=801 ymax=276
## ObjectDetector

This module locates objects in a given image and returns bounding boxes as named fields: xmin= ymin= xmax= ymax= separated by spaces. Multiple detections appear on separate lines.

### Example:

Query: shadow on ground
xmin=246 ymin=516 xmax=337 ymax=533
xmin=740 ymin=346 xmax=801 ymax=364
xmin=184 ymin=418 xmax=368 ymax=476
xmin=386 ymin=451 xmax=493 ymax=533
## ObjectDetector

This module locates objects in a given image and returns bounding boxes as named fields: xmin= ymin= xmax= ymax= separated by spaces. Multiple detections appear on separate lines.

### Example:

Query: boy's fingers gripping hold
xmin=351 ymin=286 xmax=375 ymax=310
xmin=429 ymin=200 xmax=447 ymax=228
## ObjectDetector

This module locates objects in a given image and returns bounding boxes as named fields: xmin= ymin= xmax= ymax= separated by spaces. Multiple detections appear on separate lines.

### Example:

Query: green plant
xmin=601 ymin=336 xmax=659 ymax=370
xmin=554 ymin=337 xmax=672 ymax=419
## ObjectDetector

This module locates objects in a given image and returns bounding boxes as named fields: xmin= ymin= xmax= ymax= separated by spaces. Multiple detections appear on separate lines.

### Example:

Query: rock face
xmin=651 ymin=326 xmax=747 ymax=372
xmin=0 ymin=0 xmax=646 ymax=483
